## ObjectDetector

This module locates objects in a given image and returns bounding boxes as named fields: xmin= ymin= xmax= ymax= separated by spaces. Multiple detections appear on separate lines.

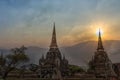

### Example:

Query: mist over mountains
xmin=1 ymin=40 xmax=120 ymax=67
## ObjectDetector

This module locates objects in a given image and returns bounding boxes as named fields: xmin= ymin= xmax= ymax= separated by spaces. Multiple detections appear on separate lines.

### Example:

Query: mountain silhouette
xmin=1 ymin=40 xmax=120 ymax=67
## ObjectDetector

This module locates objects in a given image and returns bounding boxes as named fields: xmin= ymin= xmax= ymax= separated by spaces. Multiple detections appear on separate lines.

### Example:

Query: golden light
xmin=89 ymin=21 xmax=111 ymax=41
xmin=96 ymin=28 xmax=103 ymax=36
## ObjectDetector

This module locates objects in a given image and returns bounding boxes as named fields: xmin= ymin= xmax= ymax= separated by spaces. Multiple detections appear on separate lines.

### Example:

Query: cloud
xmin=0 ymin=0 xmax=120 ymax=48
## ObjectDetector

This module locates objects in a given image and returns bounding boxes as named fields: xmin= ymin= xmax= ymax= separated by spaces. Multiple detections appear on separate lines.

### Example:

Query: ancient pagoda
xmin=88 ymin=29 xmax=118 ymax=80
xmin=39 ymin=23 xmax=69 ymax=79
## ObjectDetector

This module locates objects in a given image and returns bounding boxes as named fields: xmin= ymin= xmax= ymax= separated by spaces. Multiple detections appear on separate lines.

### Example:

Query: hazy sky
xmin=0 ymin=0 xmax=120 ymax=48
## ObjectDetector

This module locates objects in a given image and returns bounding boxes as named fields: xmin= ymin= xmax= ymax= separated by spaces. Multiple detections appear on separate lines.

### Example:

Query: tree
xmin=0 ymin=46 xmax=29 ymax=79
xmin=69 ymin=65 xmax=85 ymax=76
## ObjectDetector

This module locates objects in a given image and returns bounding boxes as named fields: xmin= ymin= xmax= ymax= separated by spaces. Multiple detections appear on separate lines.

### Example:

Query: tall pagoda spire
xmin=50 ymin=22 xmax=58 ymax=48
xmin=97 ymin=29 xmax=104 ymax=51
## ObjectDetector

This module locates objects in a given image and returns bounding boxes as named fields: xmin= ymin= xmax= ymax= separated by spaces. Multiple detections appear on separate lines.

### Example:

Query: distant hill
xmin=1 ymin=40 xmax=120 ymax=67
xmin=61 ymin=40 xmax=120 ymax=66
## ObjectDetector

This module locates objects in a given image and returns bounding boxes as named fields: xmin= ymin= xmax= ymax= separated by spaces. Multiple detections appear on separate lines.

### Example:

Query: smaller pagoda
xmin=88 ymin=29 xmax=118 ymax=80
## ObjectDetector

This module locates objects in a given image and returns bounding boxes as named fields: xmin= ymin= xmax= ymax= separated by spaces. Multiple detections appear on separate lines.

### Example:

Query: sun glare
xmin=96 ymin=28 xmax=103 ymax=36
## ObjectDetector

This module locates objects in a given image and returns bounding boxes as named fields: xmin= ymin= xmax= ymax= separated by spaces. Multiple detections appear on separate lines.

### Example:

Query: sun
xmin=96 ymin=28 xmax=104 ymax=36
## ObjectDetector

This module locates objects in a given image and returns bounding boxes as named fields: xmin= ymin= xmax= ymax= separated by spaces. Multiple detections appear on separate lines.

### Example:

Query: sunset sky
xmin=0 ymin=0 xmax=120 ymax=48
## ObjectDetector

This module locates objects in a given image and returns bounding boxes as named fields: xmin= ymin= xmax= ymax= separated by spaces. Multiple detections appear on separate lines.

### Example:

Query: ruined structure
xmin=88 ymin=29 xmax=118 ymax=80
xmin=39 ymin=23 xmax=69 ymax=79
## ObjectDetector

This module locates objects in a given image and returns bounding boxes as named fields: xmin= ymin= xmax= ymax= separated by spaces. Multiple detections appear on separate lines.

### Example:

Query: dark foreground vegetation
xmin=0 ymin=46 xmax=29 ymax=80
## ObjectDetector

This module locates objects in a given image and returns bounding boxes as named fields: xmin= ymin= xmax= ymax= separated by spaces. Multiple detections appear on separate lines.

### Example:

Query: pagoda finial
xmin=50 ymin=22 xmax=58 ymax=48
xmin=97 ymin=28 xmax=104 ymax=51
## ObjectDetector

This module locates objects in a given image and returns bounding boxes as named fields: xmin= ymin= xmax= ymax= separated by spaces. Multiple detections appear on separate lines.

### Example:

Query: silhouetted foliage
xmin=0 ymin=46 xmax=29 ymax=79
xmin=69 ymin=65 xmax=85 ymax=76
